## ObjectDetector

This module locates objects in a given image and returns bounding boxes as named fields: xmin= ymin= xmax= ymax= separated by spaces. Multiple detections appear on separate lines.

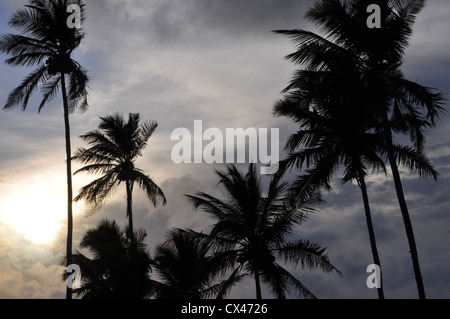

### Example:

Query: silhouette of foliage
xmin=186 ymin=164 xmax=341 ymax=299
xmin=274 ymin=0 xmax=446 ymax=299
xmin=73 ymin=113 xmax=167 ymax=237
xmin=65 ymin=219 xmax=153 ymax=299
xmin=150 ymin=228 xmax=244 ymax=299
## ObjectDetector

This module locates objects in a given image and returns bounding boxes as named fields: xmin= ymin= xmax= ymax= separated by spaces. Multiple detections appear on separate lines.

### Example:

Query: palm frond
xmin=78 ymin=130 xmax=122 ymax=160
xmin=3 ymin=64 xmax=47 ymax=111
xmin=304 ymin=0 xmax=357 ymax=47
xmin=262 ymin=262 xmax=317 ymax=299
xmin=38 ymin=73 xmax=61 ymax=112
xmin=74 ymin=170 xmax=118 ymax=216
xmin=213 ymin=267 xmax=246 ymax=299
xmin=185 ymin=192 xmax=235 ymax=219
xmin=72 ymin=147 xmax=116 ymax=166
xmin=133 ymin=170 xmax=167 ymax=207
xmin=392 ymin=77 xmax=446 ymax=126
xmin=67 ymin=61 xmax=90 ymax=113
xmin=273 ymin=29 xmax=355 ymax=71
xmin=390 ymin=144 xmax=439 ymax=180
xmin=133 ymin=120 xmax=158 ymax=158
xmin=8 ymin=7 xmax=51 ymax=41
xmin=73 ymin=163 xmax=116 ymax=176
xmin=276 ymin=239 xmax=342 ymax=276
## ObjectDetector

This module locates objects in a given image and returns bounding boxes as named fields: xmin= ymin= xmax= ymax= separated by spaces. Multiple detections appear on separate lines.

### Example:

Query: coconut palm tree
xmin=72 ymin=113 xmax=167 ymax=237
xmin=186 ymin=164 xmax=341 ymax=299
xmin=67 ymin=219 xmax=153 ymax=299
xmin=274 ymin=0 xmax=445 ymax=299
xmin=150 ymin=228 xmax=243 ymax=299
xmin=0 ymin=0 xmax=89 ymax=299
xmin=274 ymin=93 xmax=438 ymax=299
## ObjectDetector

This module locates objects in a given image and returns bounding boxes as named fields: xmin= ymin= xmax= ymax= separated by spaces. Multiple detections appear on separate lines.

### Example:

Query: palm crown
xmin=186 ymin=164 xmax=341 ymax=299
xmin=275 ymin=0 xmax=444 ymax=142
xmin=73 ymin=113 xmax=167 ymax=234
xmin=68 ymin=219 xmax=153 ymax=299
xmin=0 ymin=0 xmax=89 ymax=113
xmin=151 ymin=229 xmax=243 ymax=299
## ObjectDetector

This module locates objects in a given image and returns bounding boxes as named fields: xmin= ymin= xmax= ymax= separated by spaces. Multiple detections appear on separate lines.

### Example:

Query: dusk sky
xmin=0 ymin=0 xmax=449 ymax=299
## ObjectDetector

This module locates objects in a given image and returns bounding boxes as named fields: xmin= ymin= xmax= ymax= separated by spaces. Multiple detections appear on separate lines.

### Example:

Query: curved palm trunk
xmin=357 ymin=171 xmax=384 ymax=299
xmin=126 ymin=180 xmax=134 ymax=239
xmin=384 ymin=127 xmax=426 ymax=299
xmin=61 ymin=74 xmax=73 ymax=300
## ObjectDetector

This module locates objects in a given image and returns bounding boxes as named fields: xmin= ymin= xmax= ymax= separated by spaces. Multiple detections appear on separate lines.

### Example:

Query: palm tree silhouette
xmin=0 ymin=0 xmax=89 ymax=299
xmin=73 ymin=113 xmax=167 ymax=237
xmin=274 ymin=0 xmax=445 ymax=299
xmin=186 ymin=164 xmax=341 ymax=299
xmin=67 ymin=219 xmax=153 ymax=299
xmin=275 ymin=95 xmax=388 ymax=299
xmin=275 ymin=92 xmax=437 ymax=299
xmin=151 ymin=228 xmax=243 ymax=299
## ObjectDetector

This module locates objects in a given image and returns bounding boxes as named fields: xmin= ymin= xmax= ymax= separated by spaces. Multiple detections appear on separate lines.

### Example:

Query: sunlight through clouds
xmin=2 ymin=191 xmax=65 ymax=245
xmin=0 ymin=173 xmax=84 ymax=246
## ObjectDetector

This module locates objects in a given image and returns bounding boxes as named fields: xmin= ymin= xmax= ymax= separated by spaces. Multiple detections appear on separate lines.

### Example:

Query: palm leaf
xmin=263 ymin=262 xmax=317 ymax=299
xmin=74 ymin=170 xmax=118 ymax=216
xmin=38 ymin=73 xmax=61 ymax=112
xmin=390 ymin=144 xmax=439 ymax=180
xmin=133 ymin=170 xmax=167 ymax=206
xmin=276 ymin=239 xmax=342 ymax=276
xmin=3 ymin=64 xmax=47 ymax=110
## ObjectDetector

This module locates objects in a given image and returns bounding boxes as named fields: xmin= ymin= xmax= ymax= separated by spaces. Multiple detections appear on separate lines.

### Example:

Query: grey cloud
xmin=139 ymin=0 xmax=311 ymax=44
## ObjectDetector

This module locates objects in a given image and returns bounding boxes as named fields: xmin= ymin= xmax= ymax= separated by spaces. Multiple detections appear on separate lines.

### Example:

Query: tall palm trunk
xmin=357 ymin=170 xmax=384 ymax=299
xmin=126 ymin=180 xmax=134 ymax=239
xmin=61 ymin=73 xmax=73 ymax=300
xmin=383 ymin=126 xmax=426 ymax=299
xmin=254 ymin=267 xmax=262 ymax=300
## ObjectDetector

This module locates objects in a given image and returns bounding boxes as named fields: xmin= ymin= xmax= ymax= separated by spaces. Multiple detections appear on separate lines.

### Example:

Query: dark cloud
xmin=140 ymin=0 xmax=311 ymax=44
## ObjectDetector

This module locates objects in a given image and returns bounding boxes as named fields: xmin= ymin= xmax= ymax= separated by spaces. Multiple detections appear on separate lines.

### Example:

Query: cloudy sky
xmin=0 ymin=0 xmax=449 ymax=299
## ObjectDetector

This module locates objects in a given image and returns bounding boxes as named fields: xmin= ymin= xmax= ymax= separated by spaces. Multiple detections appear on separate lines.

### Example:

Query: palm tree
xmin=72 ymin=113 xmax=167 ymax=237
xmin=0 ymin=0 xmax=89 ymax=299
xmin=274 ymin=0 xmax=445 ymax=299
xmin=151 ymin=228 xmax=243 ymax=299
xmin=66 ymin=219 xmax=153 ymax=299
xmin=186 ymin=164 xmax=341 ymax=299
xmin=274 ymin=93 xmax=438 ymax=299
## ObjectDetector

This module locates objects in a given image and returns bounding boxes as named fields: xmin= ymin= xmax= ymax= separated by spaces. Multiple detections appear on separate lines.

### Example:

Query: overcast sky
xmin=0 ymin=0 xmax=449 ymax=299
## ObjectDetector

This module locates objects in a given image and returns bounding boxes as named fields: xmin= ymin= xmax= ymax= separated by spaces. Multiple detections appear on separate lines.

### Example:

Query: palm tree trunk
xmin=384 ymin=128 xmax=426 ymax=299
xmin=254 ymin=267 xmax=262 ymax=299
xmin=126 ymin=180 xmax=134 ymax=238
xmin=357 ymin=171 xmax=384 ymax=299
xmin=61 ymin=74 xmax=73 ymax=300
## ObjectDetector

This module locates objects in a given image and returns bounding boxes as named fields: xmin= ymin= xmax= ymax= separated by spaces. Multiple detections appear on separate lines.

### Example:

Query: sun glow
xmin=1 ymin=189 xmax=67 ymax=245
